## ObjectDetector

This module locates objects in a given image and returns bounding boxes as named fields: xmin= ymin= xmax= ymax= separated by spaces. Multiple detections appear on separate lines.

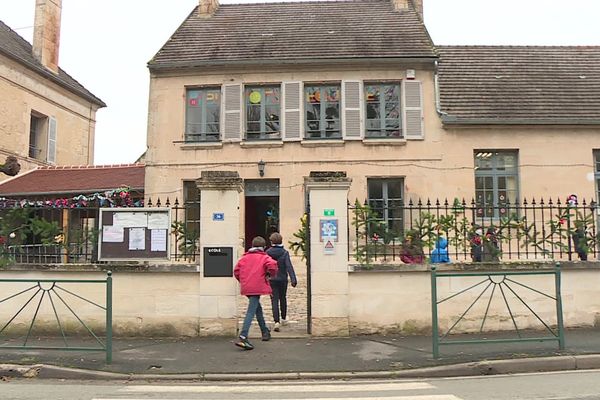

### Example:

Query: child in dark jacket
xmin=233 ymin=236 xmax=278 ymax=350
xmin=266 ymin=232 xmax=297 ymax=332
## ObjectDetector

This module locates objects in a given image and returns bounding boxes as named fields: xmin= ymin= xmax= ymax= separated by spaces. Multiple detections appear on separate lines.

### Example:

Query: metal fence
xmin=430 ymin=264 xmax=565 ymax=359
xmin=0 ymin=197 xmax=201 ymax=264
xmin=349 ymin=197 xmax=599 ymax=263
xmin=0 ymin=271 xmax=113 ymax=363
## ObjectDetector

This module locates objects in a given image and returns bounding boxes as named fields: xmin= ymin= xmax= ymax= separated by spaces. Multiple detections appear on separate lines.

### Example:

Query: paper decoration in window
xmin=249 ymin=91 xmax=262 ymax=104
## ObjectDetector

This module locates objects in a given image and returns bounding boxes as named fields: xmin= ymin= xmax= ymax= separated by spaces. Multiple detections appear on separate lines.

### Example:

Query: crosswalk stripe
xmin=121 ymin=382 xmax=434 ymax=393
xmin=96 ymin=397 xmax=462 ymax=400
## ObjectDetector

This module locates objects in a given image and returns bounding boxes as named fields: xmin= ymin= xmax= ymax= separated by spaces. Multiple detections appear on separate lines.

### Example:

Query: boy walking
xmin=266 ymin=232 xmax=297 ymax=332
xmin=234 ymin=236 xmax=278 ymax=350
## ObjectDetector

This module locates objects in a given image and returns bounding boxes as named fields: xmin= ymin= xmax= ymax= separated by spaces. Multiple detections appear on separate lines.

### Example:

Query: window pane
xmin=387 ymin=180 xmax=403 ymax=199
xmin=474 ymin=150 xmax=519 ymax=218
xmin=368 ymin=178 xmax=404 ymax=233
xmin=186 ymin=88 xmax=220 ymax=142
xmin=368 ymin=180 xmax=383 ymax=199
xmin=245 ymin=86 xmax=280 ymax=139
xmin=305 ymin=85 xmax=341 ymax=138
xmin=365 ymin=83 xmax=401 ymax=138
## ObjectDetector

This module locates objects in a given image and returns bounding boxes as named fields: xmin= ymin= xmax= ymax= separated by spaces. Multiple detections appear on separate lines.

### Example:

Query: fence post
xmin=555 ymin=262 xmax=565 ymax=350
xmin=431 ymin=265 xmax=439 ymax=359
xmin=105 ymin=271 xmax=113 ymax=364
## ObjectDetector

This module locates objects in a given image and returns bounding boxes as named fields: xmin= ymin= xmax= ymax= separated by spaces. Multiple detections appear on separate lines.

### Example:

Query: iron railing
xmin=0 ymin=271 xmax=113 ymax=363
xmin=0 ymin=197 xmax=201 ymax=264
xmin=430 ymin=263 xmax=564 ymax=359
xmin=349 ymin=197 xmax=598 ymax=263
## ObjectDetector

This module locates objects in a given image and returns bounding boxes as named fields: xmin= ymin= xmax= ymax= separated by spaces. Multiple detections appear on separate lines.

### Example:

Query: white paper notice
xmin=128 ymin=228 xmax=146 ymax=250
xmin=150 ymin=229 xmax=167 ymax=252
xmin=102 ymin=226 xmax=124 ymax=242
xmin=148 ymin=213 xmax=169 ymax=230
xmin=114 ymin=212 xmax=148 ymax=228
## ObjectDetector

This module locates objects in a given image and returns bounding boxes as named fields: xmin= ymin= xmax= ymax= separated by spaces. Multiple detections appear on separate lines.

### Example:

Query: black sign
xmin=203 ymin=247 xmax=234 ymax=277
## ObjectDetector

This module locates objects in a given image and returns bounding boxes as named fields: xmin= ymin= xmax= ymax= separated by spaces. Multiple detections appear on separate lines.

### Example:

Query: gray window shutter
xmin=403 ymin=80 xmax=424 ymax=139
xmin=47 ymin=116 xmax=57 ymax=164
xmin=283 ymin=81 xmax=302 ymax=141
xmin=223 ymin=84 xmax=242 ymax=141
xmin=343 ymin=80 xmax=362 ymax=139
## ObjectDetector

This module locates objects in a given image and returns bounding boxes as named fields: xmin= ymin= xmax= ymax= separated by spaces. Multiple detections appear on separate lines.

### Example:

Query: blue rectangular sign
xmin=212 ymin=213 xmax=224 ymax=221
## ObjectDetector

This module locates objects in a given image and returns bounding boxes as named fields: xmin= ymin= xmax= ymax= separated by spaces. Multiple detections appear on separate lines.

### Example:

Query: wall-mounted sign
xmin=212 ymin=213 xmax=224 ymax=221
xmin=320 ymin=219 xmax=338 ymax=242
xmin=324 ymin=209 xmax=335 ymax=216
xmin=324 ymin=239 xmax=335 ymax=255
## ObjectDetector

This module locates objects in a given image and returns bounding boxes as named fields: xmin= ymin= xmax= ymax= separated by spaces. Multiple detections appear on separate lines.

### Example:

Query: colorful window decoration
xmin=245 ymin=86 xmax=281 ymax=140
xmin=365 ymin=83 xmax=402 ymax=138
xmin=305 ymin=85 xmax=341 ymax=139
xmin=185 ymin=88 xmax=221 ymax=142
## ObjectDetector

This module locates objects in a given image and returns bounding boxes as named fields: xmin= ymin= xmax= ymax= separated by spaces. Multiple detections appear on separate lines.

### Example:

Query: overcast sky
xmin=1 ymin=0 xmax=599 ymax=165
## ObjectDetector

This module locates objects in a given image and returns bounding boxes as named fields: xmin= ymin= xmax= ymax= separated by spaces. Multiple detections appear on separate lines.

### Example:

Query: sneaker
xmin=273 ymin=322 xmax=281 ymax=332
xmin=281 ymin=319 xmax=288 ymax=326
xmin=261 ymin=330 xmax=271 ymax=341
xmin=235 ymin=336 xmax=254 ymax=350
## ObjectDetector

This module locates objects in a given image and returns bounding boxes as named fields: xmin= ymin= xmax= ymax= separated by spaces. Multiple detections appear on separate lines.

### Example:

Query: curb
xmin=2 ymin=355 xmax=600 ymax=381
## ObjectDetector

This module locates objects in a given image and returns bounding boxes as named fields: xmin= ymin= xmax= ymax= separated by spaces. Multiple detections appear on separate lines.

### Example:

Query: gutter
xmin=148 ymin=55 xmax=439 ymax=72
xmin=441 ymin=115 xmax=600 ymax=126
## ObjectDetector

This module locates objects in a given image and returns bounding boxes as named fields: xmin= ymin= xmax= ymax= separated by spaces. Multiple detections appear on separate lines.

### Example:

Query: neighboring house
xmin=0 ymin=0 xmax=106 ymax=182
xmin=145 ymin=0 xmax=600 ymax=247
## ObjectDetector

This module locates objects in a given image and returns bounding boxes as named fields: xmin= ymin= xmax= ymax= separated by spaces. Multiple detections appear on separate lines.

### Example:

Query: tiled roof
xmin=149 ymin=0 xmax=436 ymax=70
xmin=0 ymin=20 xmax=106 ymax=107
xmin=0 ymin=164 xmax=144 ymax=196
xmin=437 ymin=46 xmax=600 ymax=124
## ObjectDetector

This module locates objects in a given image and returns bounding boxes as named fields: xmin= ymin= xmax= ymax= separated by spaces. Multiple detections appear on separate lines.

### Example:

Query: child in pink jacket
xmin=233 ymin=236 xmax=278 ymax=350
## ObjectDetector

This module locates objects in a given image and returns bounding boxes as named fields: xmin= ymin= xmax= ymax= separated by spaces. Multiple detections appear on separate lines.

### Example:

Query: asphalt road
xmin=2 ymin=370 xmax=600 ymax=400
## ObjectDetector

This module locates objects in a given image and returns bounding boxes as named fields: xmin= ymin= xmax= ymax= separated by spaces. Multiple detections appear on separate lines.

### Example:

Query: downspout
xmin=434 ymin=60 xmax=443 ymax=116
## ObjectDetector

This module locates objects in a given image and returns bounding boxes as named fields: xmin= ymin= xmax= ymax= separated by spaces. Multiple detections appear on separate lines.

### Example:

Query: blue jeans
xmin=240 ymin=295 xmax=268 ymax=338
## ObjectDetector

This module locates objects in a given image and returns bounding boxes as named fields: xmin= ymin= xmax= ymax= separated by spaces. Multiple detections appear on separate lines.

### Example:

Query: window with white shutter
xmin=343 ymin=80 xmax=362 ymax=140
xmin=305 ymin=84 xmax=341 ymax=139
xmin=365 ymin=82 xmax=402 ymax=138
xmin=402 ymin=80 xmax=424 ymax=139
xmin=185 ymin=88 xmax=221 ymax=142
xmin=47 ymin=116 xmax=57 ymax=164
xmin=223 ymin=84 xmax=242 ymax=141
xmin=283 ymin=81 xmax=302 ymax=141
xmin=245 ymin=86 xmax=281 ymax=140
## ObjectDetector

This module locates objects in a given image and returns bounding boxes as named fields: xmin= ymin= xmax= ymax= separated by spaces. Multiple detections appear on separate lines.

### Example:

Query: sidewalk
xmin=1 ymin=327 xmax=600 ymax=380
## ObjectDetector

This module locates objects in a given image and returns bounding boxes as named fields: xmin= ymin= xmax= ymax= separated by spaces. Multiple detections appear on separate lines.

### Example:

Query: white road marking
xmin=120 ymin=381 xmax=434 ymax=393
xmin=95 ymin=397 xmax=463 ymax=400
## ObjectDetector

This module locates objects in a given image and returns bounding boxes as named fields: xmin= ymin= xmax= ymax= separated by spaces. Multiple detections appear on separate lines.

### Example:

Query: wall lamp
xmin=258 ymin=160 xmax=266 ymax=177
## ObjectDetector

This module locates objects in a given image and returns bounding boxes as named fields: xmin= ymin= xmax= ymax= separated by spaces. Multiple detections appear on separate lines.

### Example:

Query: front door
xmin=244 ymin=180 xmax=279 ymax=250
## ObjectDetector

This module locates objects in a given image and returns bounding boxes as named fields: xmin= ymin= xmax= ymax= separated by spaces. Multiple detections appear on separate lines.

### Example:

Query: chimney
xmin=412 ymin=0 xmax=424 ymax=21
xmin=199 ymin=0 xmax=219 ymax=17
xmin=32 ymin=0 xmax=62 ymax=74
xmin=391 ymin=0 xmax=424 ymax=21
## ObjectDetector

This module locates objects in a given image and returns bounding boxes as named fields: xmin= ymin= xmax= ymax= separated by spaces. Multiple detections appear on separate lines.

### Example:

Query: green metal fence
xmin=0 ymin=271 xmax=113 ymax=364
xmin=431 ymin=263 xmax=564 ymax=359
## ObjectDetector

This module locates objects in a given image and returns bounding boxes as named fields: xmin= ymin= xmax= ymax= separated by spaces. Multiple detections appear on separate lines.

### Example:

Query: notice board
xmin=98 ymin=208 xmax=171 ymax=261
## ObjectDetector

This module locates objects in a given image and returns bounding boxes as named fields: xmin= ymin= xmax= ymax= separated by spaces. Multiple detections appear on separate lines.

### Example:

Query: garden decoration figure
xmin=400 ymin=233 xmax=425 ymax=264
xmin=430 ymin=236 xmax=451 ymax=263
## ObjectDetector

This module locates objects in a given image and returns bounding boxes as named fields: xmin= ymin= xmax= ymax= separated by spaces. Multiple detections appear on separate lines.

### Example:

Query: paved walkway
xmin=1 ymin=327 xmax=600 ymax=380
